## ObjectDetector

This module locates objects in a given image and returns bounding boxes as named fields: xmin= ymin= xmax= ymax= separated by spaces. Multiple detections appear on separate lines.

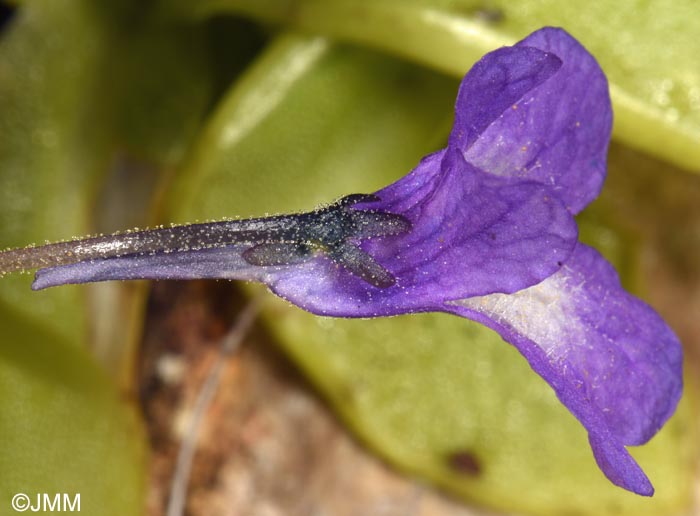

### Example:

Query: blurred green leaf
xmin=90 ymin=15 xmax=212 ymax=168
xmin=0 ymin=1 xmax=184 ymax=512
xmin=0 ymin=0 xmax=213 ymax=327
xmin=0 ymin=1 xmax=104 ymax=339
xmin=0 ymin=304 xmax=146 ymax=516
xmin=168 ymin=34 xmax=696 ymax=514
xmin=179 ymin=0 xmax=700 ymax=174
xmin=169 ymin=33 xmax=456 ymax=220
xmin=1 ymin=0 xmax=263 ymax=508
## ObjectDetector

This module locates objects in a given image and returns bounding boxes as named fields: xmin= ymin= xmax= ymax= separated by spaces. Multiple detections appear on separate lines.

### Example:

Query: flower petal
xmin=447 ymin=243 xmax=682 ymax=493
xmin=266 ymin=148 xmax=577 ymax=315
xmin=460 ymin=27 xmax=612 ymax=214
xmin=588 ymin=432 xmax=654 ymax=496
xmin=448 ymin=44 xmax=562 ymax=152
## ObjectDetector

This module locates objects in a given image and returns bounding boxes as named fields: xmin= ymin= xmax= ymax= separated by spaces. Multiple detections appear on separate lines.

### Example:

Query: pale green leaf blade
xmin=169 ymin=33 xmax=455 ymax=219
xmin=0 ymin=2 xmax=152 ymax=512
xmin=0 ymin=305 xmax=146 ymax=516
xmin=181 ymin=0 xmax=700 ymax=173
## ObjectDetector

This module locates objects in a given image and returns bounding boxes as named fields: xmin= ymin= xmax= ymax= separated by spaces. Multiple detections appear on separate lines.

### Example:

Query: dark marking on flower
xmin=327 ymin=241 xmax=397 ymax=289
xmin=447 ymin=450 xmax=483 ymax=477
xmin=243 ymin=242 xmax=314 ymax=266
xmin=238 ymin=193 xmax=409 ymax=288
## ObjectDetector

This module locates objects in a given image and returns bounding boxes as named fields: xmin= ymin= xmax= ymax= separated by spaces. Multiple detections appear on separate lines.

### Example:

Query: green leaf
xmin=169 ymin=33 xmax=456 ymax=219
xmin=86 ymin=4 xmax=215 ymax=169
xmin=0 ymin=304 xmax=146 ymax=516
xmin=0 ymin=1 xmax=104 ymax=339
xmin=180 ymin=0 xmax=700 ymax=174
xmin=0 ymin=2 xmax=154 ymax=512
xmin=168 ymin=35 xmax=696 ymax=514
xmin=0 ymin=0 xmax=215 ymax=332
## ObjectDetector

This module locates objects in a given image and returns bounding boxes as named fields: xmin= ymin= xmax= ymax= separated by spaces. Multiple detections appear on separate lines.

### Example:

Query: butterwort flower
xmin=0 ymin=27 xmax=682 ymax=496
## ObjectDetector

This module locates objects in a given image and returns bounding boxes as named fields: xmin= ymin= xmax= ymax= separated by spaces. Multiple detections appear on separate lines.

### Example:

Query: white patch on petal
xmin=453 ymin=266 xmax=583 ymax=358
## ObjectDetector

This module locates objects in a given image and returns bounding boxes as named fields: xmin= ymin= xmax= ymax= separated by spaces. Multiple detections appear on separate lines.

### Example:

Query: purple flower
xmin=1 ymin=27 xmax=682 ymax=495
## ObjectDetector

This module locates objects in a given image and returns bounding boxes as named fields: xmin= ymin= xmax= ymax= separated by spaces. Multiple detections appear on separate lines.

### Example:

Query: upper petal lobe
xmin=448 ymin=45 xmax=562 ymax=152
xmin=460 ymin=27 xmax=612 ymax=214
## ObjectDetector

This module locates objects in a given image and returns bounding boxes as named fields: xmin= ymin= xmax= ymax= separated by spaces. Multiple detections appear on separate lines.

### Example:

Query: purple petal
xmin=589 ymin=433 xmax=654 ymax=496
xmin=448 ymin=45 xmax=562 ymax=151
xmin=446 ymin=243 xmax=682 ymax=494
xmin=459 ymin=27 xmax=612 ymax=214
xmin=267 ymin=149 xmax=577 ymax=316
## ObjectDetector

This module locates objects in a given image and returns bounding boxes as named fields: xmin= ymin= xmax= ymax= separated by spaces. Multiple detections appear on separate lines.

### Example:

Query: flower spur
xmin=0 ymin=27 xmax=682 ymax=496
xmin=0 ymin=193 xmax=410 ymax=289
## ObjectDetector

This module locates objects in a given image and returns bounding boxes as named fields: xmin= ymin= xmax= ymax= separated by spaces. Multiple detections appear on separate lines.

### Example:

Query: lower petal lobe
xmin=448 ymin=243 xmax=682 ymax=493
